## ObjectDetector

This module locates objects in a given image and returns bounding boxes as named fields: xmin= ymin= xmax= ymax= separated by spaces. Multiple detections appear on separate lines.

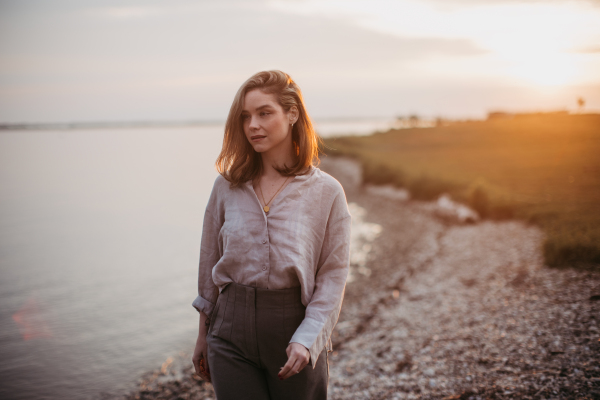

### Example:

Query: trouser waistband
xmin=221 ymin=282 xmax=303 ymax=309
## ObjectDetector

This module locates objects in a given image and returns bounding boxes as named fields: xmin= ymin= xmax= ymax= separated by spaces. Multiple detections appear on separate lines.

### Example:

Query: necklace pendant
xmin=263 ymin=205 xmax=270 ymax=213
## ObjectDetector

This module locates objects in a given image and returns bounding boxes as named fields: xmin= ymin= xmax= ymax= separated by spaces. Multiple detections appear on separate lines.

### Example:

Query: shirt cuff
xmin=192 ymin=295 xmax=215 ymax=318
xmin=290 ymin=317 xmax=331 ymax=369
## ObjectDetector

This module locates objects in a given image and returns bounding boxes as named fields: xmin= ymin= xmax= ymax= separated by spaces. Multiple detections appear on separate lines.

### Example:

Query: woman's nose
xmin=248 ymin=116 xmax=260 ymax=130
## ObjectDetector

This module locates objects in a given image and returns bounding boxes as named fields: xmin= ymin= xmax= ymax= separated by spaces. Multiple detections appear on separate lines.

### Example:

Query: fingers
xmin=192 ymin=354 xmax=211 ymax=383
xmin=279 ymin=358 xmax=305 ymax=380
xmin=279 ymin=344 xmax=310 ymax=380
xmin=278 ymin=356 xmax=295 ymax=380
xmin=192 ymin=352 xmax=201 ymax=374
xmin=198 ymin=357 xmax=212 ymax=383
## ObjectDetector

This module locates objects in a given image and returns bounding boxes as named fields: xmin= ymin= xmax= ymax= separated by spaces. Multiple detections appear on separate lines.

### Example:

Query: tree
xmin=577 ymin=97 xmax=585 ymax=113
xmin=408 ymin=114 xmax=419 ymax=128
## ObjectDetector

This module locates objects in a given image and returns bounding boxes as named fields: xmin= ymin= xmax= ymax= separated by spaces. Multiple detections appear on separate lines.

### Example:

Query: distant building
xmin=487 ymin=111 xmax=514 ymax=120
xmin=488 ymin=110 xmax=570 ymax=121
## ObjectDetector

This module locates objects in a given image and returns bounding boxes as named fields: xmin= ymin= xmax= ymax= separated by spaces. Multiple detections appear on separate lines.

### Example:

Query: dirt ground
xmin=124 ymin=157 xmax=600 ymax=400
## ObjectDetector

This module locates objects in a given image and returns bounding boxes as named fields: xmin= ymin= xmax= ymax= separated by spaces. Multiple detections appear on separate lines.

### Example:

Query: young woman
xmin=192 ymin=70 xmax=351 ymax=399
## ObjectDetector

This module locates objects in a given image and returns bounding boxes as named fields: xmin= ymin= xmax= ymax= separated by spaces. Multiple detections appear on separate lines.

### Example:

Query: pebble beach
xmin=125 ymin=156 xmax=600 ymax=400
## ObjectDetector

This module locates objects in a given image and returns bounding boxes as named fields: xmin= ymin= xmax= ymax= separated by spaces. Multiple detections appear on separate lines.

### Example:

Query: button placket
xmin=262 ymin=220 xmax=269 ymax=273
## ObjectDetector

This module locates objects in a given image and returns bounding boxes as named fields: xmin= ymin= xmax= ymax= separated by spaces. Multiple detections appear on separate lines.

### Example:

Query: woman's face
xmin=242 ymin=89 xmax=297 ymax=156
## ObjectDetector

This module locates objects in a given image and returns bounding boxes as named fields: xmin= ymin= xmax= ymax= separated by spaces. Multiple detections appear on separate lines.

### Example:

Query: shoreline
xmin=124 ymin=157 xmax=600 ymax=400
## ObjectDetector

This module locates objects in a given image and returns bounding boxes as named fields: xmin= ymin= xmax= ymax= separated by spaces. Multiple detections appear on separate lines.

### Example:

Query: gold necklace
xmin=258 ymin=176 xmax=291 ymax=213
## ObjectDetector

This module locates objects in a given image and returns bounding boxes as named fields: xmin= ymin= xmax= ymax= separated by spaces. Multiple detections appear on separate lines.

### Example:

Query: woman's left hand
xmin=279 ymin=342 xmax=310 ymax=380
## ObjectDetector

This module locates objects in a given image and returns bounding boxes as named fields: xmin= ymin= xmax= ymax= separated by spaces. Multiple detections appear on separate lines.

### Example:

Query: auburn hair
xmin=216 ymin=70 xmax=322 ymax=188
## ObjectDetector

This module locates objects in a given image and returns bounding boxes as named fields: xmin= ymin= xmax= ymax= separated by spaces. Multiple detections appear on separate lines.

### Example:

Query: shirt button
xmin=262 ymin=239 xmax=267 ymax=244
xmin=262 ymin=266 xmax=267 ymax=271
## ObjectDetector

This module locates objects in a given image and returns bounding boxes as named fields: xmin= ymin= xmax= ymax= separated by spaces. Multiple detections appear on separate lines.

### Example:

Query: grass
xmin=321 ymin=113 xmax=600 ymax=270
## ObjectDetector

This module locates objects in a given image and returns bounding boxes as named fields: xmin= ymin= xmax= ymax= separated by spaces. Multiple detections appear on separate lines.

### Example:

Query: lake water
xmin=0 ymin=119 xmax=391 ymax=399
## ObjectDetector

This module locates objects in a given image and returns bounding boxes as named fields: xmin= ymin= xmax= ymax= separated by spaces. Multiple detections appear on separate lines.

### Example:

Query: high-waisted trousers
xmin=206 ymin=282 xmax=328 ymax=400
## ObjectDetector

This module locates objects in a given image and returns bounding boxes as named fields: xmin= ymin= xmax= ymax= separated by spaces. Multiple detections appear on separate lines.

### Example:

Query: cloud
xmin=571 ymin=46 xmax=600 ymax=53
xmin=0 ymin=0 xmax=597 ymax=122
xmin=424 ymin=0 xmax=600 ymax=5
xmin=0 ymin=2 xmax=485 ymax=81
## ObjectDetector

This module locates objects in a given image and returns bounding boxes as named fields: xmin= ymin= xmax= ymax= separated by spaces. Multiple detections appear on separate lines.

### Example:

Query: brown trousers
xmin=207 ymin=282 xmax=328 ymax=400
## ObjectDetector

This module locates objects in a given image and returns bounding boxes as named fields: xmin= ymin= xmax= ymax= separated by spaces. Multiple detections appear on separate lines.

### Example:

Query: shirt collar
xmin=244 ymin=165 xmax=317 ymax=188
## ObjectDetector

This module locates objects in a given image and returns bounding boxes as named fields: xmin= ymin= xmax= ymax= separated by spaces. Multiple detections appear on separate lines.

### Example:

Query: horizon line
xmin=2 ymin=111 xmax=597 ymax=131
xmin=0 ymin=116 xmax=405 ymax=131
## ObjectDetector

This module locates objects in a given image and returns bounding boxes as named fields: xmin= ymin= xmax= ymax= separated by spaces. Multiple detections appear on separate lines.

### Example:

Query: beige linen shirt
xmin=192 ymin=166 xmax=351 ymax=368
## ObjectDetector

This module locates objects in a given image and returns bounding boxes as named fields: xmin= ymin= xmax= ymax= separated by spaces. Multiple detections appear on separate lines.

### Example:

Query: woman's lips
xmin=251 ymin=135 xmax=266 ymax=141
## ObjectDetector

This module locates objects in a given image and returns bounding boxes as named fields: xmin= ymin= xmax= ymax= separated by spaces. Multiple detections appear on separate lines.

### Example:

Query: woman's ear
xmin=289 ymin=106 xmax=299 ymax=125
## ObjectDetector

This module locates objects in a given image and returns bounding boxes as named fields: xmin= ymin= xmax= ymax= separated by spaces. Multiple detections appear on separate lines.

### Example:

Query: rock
xmin=365 ymin=184 xmax=410 ymax=201
xmin=434 ymin=194 xmax=480 ymax=224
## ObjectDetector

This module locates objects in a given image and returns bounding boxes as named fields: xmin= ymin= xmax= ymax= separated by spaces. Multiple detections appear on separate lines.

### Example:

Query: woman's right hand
xmin=192 ymin=312 xmax=211 ymax=382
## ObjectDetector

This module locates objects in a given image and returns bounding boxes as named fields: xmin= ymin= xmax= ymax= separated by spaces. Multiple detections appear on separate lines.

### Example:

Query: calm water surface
xmin=0 ymin=120 xmax=391 ymax=399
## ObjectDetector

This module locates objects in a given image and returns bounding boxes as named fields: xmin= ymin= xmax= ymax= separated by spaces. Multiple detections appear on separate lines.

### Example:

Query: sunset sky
xmin=1 ymin=0 xmax=599 ymax=123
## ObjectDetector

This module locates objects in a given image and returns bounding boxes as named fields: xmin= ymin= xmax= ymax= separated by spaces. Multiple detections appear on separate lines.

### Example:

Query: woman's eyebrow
xmin=242 ymin=104 xmax=275 ymax=113
xmin=256 ymin=104 xmax=275 ymax=111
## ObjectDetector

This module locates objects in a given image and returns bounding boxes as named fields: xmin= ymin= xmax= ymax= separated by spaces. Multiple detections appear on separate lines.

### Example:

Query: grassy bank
xmin=321 ymin=113 xmax=600 ymax=270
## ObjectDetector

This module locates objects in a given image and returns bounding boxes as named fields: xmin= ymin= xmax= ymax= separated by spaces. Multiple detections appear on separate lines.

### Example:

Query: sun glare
xmin=272 ymin=0 xmax=600 ymax=88
xmin=505 ymin=51 xmax=577 ymax=87
xmin=479 ymin=5 xmax=584 ymax=87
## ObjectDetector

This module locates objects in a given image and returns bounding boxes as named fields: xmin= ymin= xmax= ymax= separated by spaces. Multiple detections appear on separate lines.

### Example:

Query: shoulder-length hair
xmin=216 ymin=70 xmax=321 ymax=188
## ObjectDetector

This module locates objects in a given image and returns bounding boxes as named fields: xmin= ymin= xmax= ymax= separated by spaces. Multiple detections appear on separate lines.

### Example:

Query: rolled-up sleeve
xmin=192 ymin=183 xmax=223 ymax=318
xmin=290 ymin=193 xmax=352 ymax=368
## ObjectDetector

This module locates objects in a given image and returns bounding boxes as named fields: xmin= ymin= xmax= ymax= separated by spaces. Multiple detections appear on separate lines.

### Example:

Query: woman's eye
xmin=260 ymin=112 xmax=270 ymax=117
xmin=241 ymin=115 xmax=249 ymax=120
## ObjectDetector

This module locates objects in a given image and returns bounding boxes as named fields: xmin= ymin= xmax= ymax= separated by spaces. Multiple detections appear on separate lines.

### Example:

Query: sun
xmin=475 ymin=5 xmax=583 ymax=87
xmin=505 ymin=50 xmax=577 ymax=87
xmin=484 ymin=27 xmax=579 ymax=87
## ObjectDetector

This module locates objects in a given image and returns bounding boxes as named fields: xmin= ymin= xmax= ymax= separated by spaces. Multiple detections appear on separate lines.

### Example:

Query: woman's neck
xmin=260 ymin=145 xmax=298 ymax=179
